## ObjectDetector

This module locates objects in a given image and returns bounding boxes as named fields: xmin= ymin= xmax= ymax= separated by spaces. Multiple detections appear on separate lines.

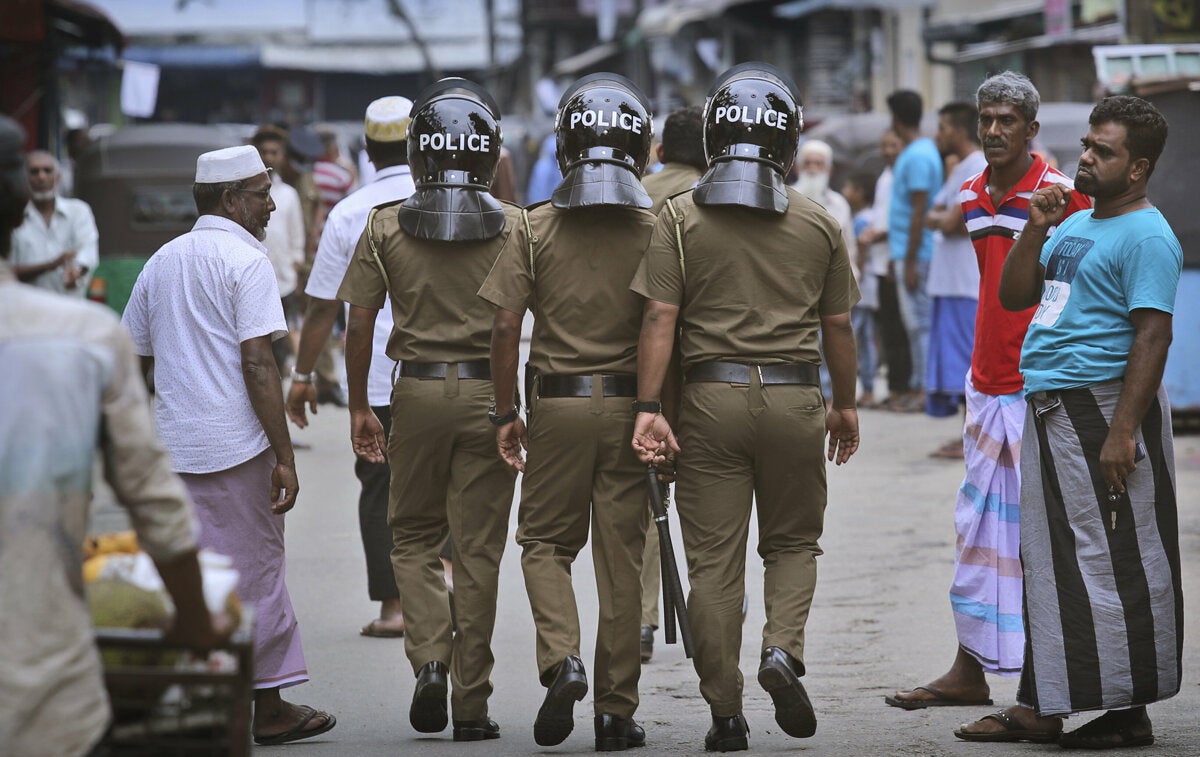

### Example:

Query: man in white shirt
xmin=9 ymin=150 xmax=98 ymax=296
xmin=252 ymin=126 xmax=307 ymax=372
xmin=122 ymin=145 xmax=336 ymax=746
xmin=287 ymin=96 xmax=415 ymax=638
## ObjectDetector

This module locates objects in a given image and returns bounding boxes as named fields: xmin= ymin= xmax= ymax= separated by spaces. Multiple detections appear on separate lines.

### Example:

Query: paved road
xmin=89 ymin=393 xmax=1200 ymax=754
xmin=264 ymin=402 xmax=1200 ymax=756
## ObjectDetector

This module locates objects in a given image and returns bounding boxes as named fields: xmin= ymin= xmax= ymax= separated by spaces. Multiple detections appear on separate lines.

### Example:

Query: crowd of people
xmin=0 ymin=59 xmax=1184 ymax=756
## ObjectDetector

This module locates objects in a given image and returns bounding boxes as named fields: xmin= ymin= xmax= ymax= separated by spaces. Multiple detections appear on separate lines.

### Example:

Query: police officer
xmin=479 ymin=73 xmax=656 ymax=752
xmin=338 ymin=78 xmax=520 ymax=743
xmin=629 ymin=63 xmax=861 ymax=752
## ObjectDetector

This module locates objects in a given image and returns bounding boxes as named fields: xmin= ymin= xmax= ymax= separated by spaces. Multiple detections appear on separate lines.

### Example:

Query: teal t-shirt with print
xmin=1020 ymin=207 xmax=1181 ymax=394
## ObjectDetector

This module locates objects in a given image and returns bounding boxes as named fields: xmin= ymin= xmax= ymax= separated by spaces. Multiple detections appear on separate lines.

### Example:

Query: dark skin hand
xmin=156 ymin=549 xmax=234 ymax=650
xmin=346 ymin=304 xmax=387 ymax=464
xmin=631 ymin=299 xmax=682 ymax=467
xmin=241 ymin=335 xmax=298 ymax=513
xmin=285 ymin=296 xmax=341 ymax=427
xmin=489 ymin=307 xmax=527 ymax=471
xmin=1100 ymin=309 xmax=1172 ymax=492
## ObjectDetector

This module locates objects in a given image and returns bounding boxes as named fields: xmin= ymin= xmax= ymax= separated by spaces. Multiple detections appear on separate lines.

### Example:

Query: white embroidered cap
xmin=195 ymin=145 xmax=268 ymax=184
xmin=365 ymin=96 xmax=414 ymax=142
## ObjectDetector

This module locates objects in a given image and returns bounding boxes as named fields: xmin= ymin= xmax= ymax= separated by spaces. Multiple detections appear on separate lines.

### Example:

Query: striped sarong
xmin=951 ymin=378 xmax=1026 ymax=675
xmin=1018 ymin=381 xmax=1182 ymax=716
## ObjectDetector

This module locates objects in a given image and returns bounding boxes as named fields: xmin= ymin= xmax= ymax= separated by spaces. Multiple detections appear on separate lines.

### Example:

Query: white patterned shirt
xmin=122 ymin=215 xmax=287 ymax=474
xmin=306 ymin=164 xmax=414 ymax=406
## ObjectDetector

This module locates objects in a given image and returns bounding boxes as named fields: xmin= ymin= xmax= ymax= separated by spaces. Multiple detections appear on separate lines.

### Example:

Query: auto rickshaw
xmin=75 ymin=123 xmax=245 ymax=314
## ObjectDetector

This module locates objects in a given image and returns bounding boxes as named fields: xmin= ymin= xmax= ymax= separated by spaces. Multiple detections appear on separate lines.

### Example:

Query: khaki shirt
xmin=630 ymin=188 xmax=859 ymax=369
xmin=478 ymin=203 xmax=657 ymax=375
xmin=642 ymin=163 xmax=703 ymax=213
xmin=338 ymin=200 xmax=523 ymax=363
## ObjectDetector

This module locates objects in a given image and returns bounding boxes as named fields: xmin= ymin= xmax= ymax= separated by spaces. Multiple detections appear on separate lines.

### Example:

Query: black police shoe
xmin=705 ymin=713 xmax=749 ymax=752
xmin=453 ymin=717 xmax=500 ymax=742
xmin=639 ymin=625 xmax=654 ymax=664
xmin=757 ymin=647 xmax=816 ymax=738
xmin=409 ymin=660 xmax=449 ymax=733
xmin=534 ymin=655 xmax=588 ymax=746
xmin=594 ymin=714 xmax=646 ymax=751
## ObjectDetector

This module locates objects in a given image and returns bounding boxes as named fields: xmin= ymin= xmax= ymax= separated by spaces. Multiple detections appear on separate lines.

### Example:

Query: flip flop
xmin=360 ymin=619 xmax=405 ymax=638
xmin=928 ymin=440 xmax=965 ymax=459
xmin=885 ymin=685 xmax=993 ymax=710
xmin=253 ymin=707 xmax=337 ymax=746
xmin=953 ymin=709 xmax=1060 ymax=743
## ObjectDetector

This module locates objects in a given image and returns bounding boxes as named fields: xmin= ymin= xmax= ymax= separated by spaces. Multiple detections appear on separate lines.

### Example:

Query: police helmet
xmin=555 ymin=73 xmax=653 ymax=177
xmin=407 ymin=77 xmax=503 ymax=190
xmin=702 ymin=62 xmax=803 ymax=176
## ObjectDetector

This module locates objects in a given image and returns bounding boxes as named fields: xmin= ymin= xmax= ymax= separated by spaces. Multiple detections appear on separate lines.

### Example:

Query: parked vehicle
xmin=75 ymin=124 xmax=243 ymax=313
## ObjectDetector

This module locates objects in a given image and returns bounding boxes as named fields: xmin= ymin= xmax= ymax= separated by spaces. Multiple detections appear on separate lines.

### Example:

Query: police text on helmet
xmin=712 ymin=106 xmax=788 ymax=130
xmin=568 ymin=109 xmax=643 ymax=134
xmin=418 ymin=133 xmax=492 ymax=152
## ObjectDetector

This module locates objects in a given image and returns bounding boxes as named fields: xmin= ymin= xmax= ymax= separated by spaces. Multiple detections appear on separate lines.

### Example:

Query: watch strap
xmin=632 ymin=400 xmax=662 ymax=414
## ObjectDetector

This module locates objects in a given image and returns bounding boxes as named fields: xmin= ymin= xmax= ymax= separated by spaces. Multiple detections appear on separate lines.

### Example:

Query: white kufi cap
xmin=195 ymin=145 xmax=268 ymax=184
xmin=365 ymin=96 xmax=414 ymax=142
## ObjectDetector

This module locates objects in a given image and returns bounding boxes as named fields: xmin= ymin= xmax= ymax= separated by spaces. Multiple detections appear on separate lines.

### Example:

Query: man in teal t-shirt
xmin=957 ymin=95 xmax=1183 ymax=749
xmin=887 ymin=89 xmax=943 ymax=395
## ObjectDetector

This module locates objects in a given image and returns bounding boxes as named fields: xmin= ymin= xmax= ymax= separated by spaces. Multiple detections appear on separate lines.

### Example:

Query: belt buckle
xmin=755 ymin=364 xmax=763 ymax=385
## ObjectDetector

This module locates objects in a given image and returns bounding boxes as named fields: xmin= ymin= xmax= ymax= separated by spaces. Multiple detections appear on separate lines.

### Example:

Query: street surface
xmin=89 ymin=388 xmax=1200 ymax=755
xmin=263 ymin=401 xmax=1200 ymax=756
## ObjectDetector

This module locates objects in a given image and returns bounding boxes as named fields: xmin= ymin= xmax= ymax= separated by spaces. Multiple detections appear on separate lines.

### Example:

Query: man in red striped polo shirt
xmin=888 ymin=72 xmax=1090 ymax=728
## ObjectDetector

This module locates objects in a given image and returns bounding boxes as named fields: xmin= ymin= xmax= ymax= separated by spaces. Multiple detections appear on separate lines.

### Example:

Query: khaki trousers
xmin=388 ymin=371 xmax=517 ymax=721
xmin=675 ymin=380 xmax=827 ymax=716
xmin=517 ymin=390 xmax=648 ymax=719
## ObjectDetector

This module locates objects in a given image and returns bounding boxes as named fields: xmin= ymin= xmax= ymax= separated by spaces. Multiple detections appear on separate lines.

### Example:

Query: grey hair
xmin=975 ymin=71 xmax=1040 ymax=123
xmin=192 ymin=179 xmax=245 ymax=214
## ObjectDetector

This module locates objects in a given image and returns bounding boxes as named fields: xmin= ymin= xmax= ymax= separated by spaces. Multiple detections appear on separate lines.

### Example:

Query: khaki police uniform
xmin=638 ymin=162 xmax=703 ymax=631
xmin=478 ymin=202 xmax=656 ymax=720
xmin=630 ymin=187 xmax=858 ymax=715
xmin=338 ymin=200 xmax=522 ymax=721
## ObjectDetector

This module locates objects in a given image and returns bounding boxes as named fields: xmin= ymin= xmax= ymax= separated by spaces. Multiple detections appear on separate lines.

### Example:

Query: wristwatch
xmin=290 ymin=367 xmax=314 ymax=384
xmin=632 ymin=400 xmax=662 ymax=415
xmin=488 ymin=403 xmax=519 ymax=426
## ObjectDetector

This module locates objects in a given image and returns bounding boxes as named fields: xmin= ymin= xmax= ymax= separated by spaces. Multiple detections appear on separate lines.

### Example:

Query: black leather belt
xmin=685 ymin=361 xmax=820 ymax=386
xmin=538 ymin=373 xmax=637 ymax=398
xmin=398 ymin=360 xmax=491 ymax=380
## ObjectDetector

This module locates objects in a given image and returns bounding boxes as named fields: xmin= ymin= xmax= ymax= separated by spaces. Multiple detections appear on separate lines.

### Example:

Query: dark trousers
xmin=357 ymin=405 xmax=400 ymax=600
xmin=875 ymin=274 xmax=912 ymax=394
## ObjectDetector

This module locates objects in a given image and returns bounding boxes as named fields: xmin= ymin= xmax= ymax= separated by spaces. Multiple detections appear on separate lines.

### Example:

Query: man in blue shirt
xmin=887 ymin=90 xmax=943 ymax=404
xmin=957 ymin=95 xmax=1182 ymax=748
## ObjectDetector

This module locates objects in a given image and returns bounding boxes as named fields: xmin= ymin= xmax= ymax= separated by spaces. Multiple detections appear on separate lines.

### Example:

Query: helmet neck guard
xmin=551 ymin=162 xmax=652 ymax=210
xmin=398 ymin=185 xmax=507 ymax=242
xmin=692 ymin=159 xmax=789 ymax=214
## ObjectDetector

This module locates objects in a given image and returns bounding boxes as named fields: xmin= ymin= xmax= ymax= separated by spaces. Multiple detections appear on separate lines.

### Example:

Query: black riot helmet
xmin=399 ymin=77 xmax=508 ymax=242
xmin=406 ymin=77 xmax=503 ymax=190
xmin=551 ymin=73 xmax=653 ymax=209
xmin=694 ymin=63 xmax=804 ymax=214
xmin=703 ymin=62 xmax=803 ymax=174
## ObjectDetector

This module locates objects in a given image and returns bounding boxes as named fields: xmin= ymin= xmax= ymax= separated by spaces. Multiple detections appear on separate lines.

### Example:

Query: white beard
xmin=793 ymin=171 xmax=829 ymax=202
xmin=31 ymin=190 xmax=56 ymax=203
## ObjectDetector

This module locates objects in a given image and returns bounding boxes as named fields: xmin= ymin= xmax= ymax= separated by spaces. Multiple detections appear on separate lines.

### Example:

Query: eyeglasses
xmin=232 ymin=186 xmax=272 ymax=200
